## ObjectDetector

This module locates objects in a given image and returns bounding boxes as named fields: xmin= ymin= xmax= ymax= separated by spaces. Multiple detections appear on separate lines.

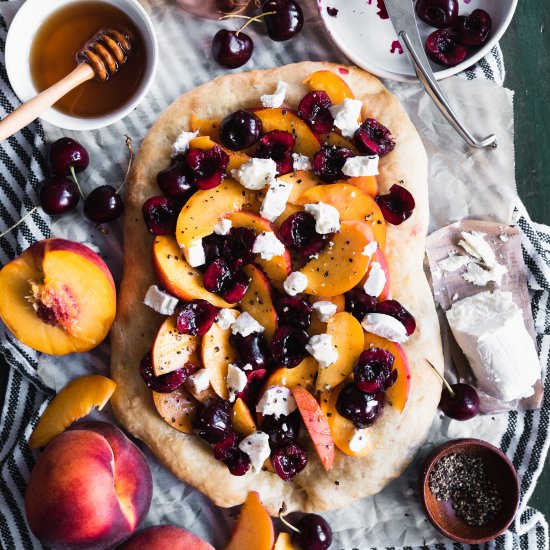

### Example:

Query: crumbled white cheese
xmin=500 ymin=234 xmax=510 ymax=242
xmin=348 ymin=429 xmax=370 ymax=453
xmin=231 ymin=158 xmax=278 ymax=190
xmin=256 ymin=386 xmax=297 ymax=419
xmin=260 ymin=80 xmax=288 ymax=108
xmin=342 ymin=155 xmax=379 ymax=177
xmin=242 ymin=363 xmax=253 ymax=371
xmin=362 ymin=242 xmax=378 ymax=256
xmin=238 ymin=431 xmax=271 ymax=472
xmin=462 ymin=262 xmax=508 ymax=287
xmin=438 ymin=253 xmax=472 ymax=273
xmin=292 ymin=153 xmax=312 ymax=171
xmin=283 ymin=271 xmax=308 ymax=296
xmin=252 ymin=231 xmax=285 ymax=260
xmin=446 ymin=290 xmax=540 ymax=402
xmin=182 ymin=239 xmax=206 ymax=267
xmin=312 ymin=301 xmax=337 ymax=323
xmin=306 ymin=334 xmax=338 ymax=369
xmin=304 ymin=202 xmax=340 ymax=234
xmin=143 ymin=285 xmax=179 ymax=316
xmin=459 ymin=231 xmax=496 ymax=268
xmin=260 ymin=179 xmax=293 ymax=222
xmin=171 ymin=130 xmax=198 ymax=157
xmin=213 ymin=218 xmax=232 ymax=235
xmin=363 ymin=261 xmax=386 ymax=297
xmin=187 ymin=369 xmax=211 ymax=394
xmin=216 ymin=308 xmax=238 ymax=330
xmin=328 ymin=98 xmax=363 ymax=138
xmin=231 ymin=311 xmax=265 ymax=336
xmin=361 ymin=313 xmax=408 ymax=343
xmin=226 ymin=364 xmax=248 ymax=402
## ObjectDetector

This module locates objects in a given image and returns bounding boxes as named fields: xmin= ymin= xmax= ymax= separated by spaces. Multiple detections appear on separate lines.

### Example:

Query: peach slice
xmin=308 ymin=295 xmax=346 ymax=336
xmin=319 ymin=132 xmax=358 ymax=152
xmin=201 ymin=317 xmax=238 ymax=399
xmin=349 ymin=175 xmax=378 ymax=199
xmin=274 ymin=533 xmax=297 ymax=550
xmin=300 ymin=220 xmax=374 ymax=296
xmin=262 ymin=356 xmax=318 ymax=393
xmin=358 ymin=246 xmax=391 ymax=302
xmin=320 ymin=379 xmax=372 ymax=457
xmin=315 ymin=312 xmax=364 ymax=393
xmin=152 ymin=385 xmax=197 ymax=434
xmin=185 ymin=378 xmax=217 ymax=403
xmin=189 ymin=136 xmax=250 ymax=172
xmin=152 ymin=235 xmax=231 ymax=308
xmin=304 ymin=70 xmax=355 ymax=104
xmin=228 ymin=210 xmax=292 ymax=285
xmin=277 ymin=170 xmax=324 ymax=204
xmin=0 ymin=239 xmax=116 ymax=355
xmin=241 ymin=264 xmax=277 ymax=340
xmin=190 ymin=114 xmax=221 ymax=142
xmin=253 ymin=108 xmax=322 ymax=157
xmin=296 ymin=183 xmax=386 ymax=250
xmin=176 ymin=179 xmax=254 ymax=248
xmin=225 ymin=492 xmax=275 ymax=550
xmin=29 ymin=375 xmax=116 ymax=449
xmin=292 ymin=386 xmax=334 ymax=471
xmin=233 ymin=397 xmax=258 ymax=437
xmin=363 ymin=333 xmax=411 ymax=413
xmin=152 ymin=313 xmax=200 ymax=376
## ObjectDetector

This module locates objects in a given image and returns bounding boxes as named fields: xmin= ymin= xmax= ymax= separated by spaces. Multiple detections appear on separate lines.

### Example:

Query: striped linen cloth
xmin=0 ymin=0 xmax=547 ymax=548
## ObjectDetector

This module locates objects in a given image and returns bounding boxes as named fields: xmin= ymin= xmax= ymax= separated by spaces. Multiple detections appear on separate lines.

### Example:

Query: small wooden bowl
xmin=419 ymin=438 xmax=519 ymax=544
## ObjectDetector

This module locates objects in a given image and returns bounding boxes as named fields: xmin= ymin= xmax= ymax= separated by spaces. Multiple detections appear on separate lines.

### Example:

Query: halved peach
xmin=153 ymin=235 xmax=231 ymax=307
xmin=176 ymin=179 xmax=254 ymax=248
xmin=190 ymin=114 xmax=221 ymax=142
xmin=292 ymin=386 xmax=334 ymax=471
xmin=152 ymin=385 xmax=197 ymax=434
xmin=363 ymin=332 xmax=411 ymax=413
xmin=189 ymin=136 xmax=250 ymax=172
xmin=300 ymin=221 xmax=374 ymax=296
xmin=315 ymin=312 xmax=364 ymax=393
xmin=0 ymin=239 xmax=116 ymax=355
xmin=152 ymin=313 xmax=200 ymax=376
xmin=308 ymin=295 xmax=346 ymax=336
xmin=320 ymin=379 xmax=372 ymax=457
xmin=225 ymin=492 xmax=274 ymax=550
xmin=253 ymin=108 xmax=321 ymax=157
xmin=228 ymin=211 xmax=291 ymax=285
xmin=232 ymin=397 xmax=258 ymax=437
xmin=349 ymin=175 xmax=378 ymax=199
xmin=304 ymin=70 xmax=354 ymax=104
xmin=29 ymin=375 xmax=116 ymax=449
xmin=201 ymin=317 xmax=238 ymax=400
xmin=296 ymin=183 xmax=386 ymax=250
xmin=277 ymin=170 xmax=323 ymax=204
xmin=241 ymin=264 xmax=277 ymax=340
xmin=262 ymin=356 xmax=318 ymax=393
xmin=358 ymin=246 xmax=391 ymax=302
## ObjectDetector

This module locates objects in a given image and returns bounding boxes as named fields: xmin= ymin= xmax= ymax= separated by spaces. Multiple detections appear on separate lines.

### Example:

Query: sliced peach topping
xmin=232 ymin=397 xmax=258 ymax=437
xmin=308 ymin=294 xmax=345 ymax=336
xmin=152 ymin=385 xmax=197 ymax=434
xmin=262 ymin=356 xmax=318 ymax=394
xmin=189 ymin=136 xmax=250 ymax=172
xmin=190 ymin=114 xmax=221 ymax=142
xmin=277 ymin=170 xmax=324 ymax=204
xmin=349 ymin=175 xmax=378 ymax=199
xmin=304 ymin=70 xmax=355 ymax=104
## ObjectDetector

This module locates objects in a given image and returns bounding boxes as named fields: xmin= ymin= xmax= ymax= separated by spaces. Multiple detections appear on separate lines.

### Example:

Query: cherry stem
xmin=69 ymin=165 xmax=85 ymax=200
xmin=278 ymin=504 xmax=301 ymax=534
xmin=0 ymin=206 xmax=38 ymax=239
xmin=219 ymin=0 xmax=250 ymax=16
xmin=116 ymin=135 xmax=134 ymax=194
xmin=221 ymin=11 xmax=277 ymax=35
xmin=426 ymin=359 xmax=456 ymax=399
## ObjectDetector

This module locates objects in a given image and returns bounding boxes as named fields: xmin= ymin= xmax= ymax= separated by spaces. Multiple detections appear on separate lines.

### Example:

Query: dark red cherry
xmin=354 ymin=348 xmax=397 ymax=394
xmin=212 ymin=29 xmax=253 ymax=69
xmin=223 ymin=227 xmax=256 ymax=270
xmin=222 ymin=269 xmax=250 ymax=303
xmin=139 ymin=352 xmax=187 ymax=393
xmin=279 ymin=211 xmax=328 ymax=258
xmin=263 ymin=0 xmax=304 ymax=42
xmin=49 ymin=137 xmax=89 ymax=176
xmin=39 ymin=176 xmax=79 ymax=215
xmin=237 ymin=368 xmax=268 ymax=406
xmin=254 ymin=130 xmax=295 ymax=175
xmin=451 ymin=9 xmax=492 ymax=47
xmin=375 ymin=299 xmax=416 ymax=336
xmin=271 ymin=441 xmax=308 ymax=481
xmin=271 ymin=325 xmax=309 ymax=368
xmin=292 ymin=514 xmax=333 ymax=550
xmin=202 ymin=233 xmax=226 ymax=265
xmin=84 ymin=185 xmax=124 ymax=223
xmin=261 ymin=410 xmax=301 ymax=446
xmin=297 ymin=91 xmax=334 ymax=134
xmin=354 ymin=118 xmax=395 ymax=157
xmin=312 ymin=146 xmax=355 ymax=182
xmin=142 ymin=196 xmax=181 ymax=235
xmin=439 ymin=382 xmax=480 ymax=421
xmin=275 ymin=297 xmax=312 ymax=330
xmin=415 ymin=0 xmax=458 ymax=29
xmin=203 ymin=258 xmax=233 ymax=294
xmin=212 ymin=432 xmax=252 ymax=476
xmin=156 ymin=158 xmax=195 ymax=201
xmin=176 ymin=299 xmax=219 ymax=336
xmin=184 ymin=146 xmax=229 ymax=190
xmin=425 ymin=29 xmax=468 ymax=67
xmin=336 ymin=384 xmax=385 ymax=428
xmin=344 ymin=289 xmax=377 ymax=322
xmin=230 ymin=332 xmax=269 ymax=369
xmin=192 ymin=397 xmax=233 ymax=444
xmin=376 ymin=183 xmax=415 ymax=225
xmin=220 ymin=110 xmax=262 ymax=151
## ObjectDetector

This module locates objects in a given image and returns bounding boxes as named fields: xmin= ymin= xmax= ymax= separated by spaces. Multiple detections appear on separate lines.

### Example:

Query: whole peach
xmin=120 ymin=525 xmax=215 ymax=549
xmin=25 ymin=421 xmax=152 ymax=549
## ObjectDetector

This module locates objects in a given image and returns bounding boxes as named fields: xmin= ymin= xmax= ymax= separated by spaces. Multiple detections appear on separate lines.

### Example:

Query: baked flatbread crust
xmin=110 ymin=61 xmax=443 ymax=514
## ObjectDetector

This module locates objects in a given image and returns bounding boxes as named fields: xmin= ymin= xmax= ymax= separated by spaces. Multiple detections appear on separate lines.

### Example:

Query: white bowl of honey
xmin=5 ymin=0 xmax=158 ymax=132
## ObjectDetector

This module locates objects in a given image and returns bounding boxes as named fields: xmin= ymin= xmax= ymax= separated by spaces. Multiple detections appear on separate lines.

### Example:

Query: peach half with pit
xmin=120 ymin=525 xmax=215 ymax=550
xmin=0 ymin=238 xmax=116 ymax=355
xmin=25 ymin=421 xmax=152 ymax=550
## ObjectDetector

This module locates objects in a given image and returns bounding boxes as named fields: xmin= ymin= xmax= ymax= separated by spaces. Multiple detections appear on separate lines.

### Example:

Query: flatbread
xmin=110 ymin=61 xmax=443 ymax=514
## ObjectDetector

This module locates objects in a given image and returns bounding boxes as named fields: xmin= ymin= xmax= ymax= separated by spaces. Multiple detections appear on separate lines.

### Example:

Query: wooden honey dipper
xmin=0 ymin=28 xmax=132 ymax=141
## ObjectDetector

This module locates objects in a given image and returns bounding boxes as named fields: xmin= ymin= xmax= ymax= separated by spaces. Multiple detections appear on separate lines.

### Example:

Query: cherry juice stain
xmin=326 ymin=6 xmax=338 ymax=17
xmin=366 ymin=0 xmax=389 ymax=20
xmin=390 ymin=40 xmax=403 ymax=54
xmin=338 ymin=67 xmax=350 ymax=75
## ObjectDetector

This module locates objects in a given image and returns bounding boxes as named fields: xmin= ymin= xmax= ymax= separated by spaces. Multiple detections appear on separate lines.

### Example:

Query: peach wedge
xmin=232 ymin=397 xmax=258 ymax=437
xmin=241 ymin=264 xmax=277 ymax=340
xmin=262 ymin=356 xmax=318 ymax=394
xmin=189 ymin=136 xmax=250 ymax=172
xmin=29 ymin=375 xmax=116 ymax=449
xmin=153 ymin=385 xmax=197 ymax=434
xmin=304 ymin=70 xmax=355 ymax=104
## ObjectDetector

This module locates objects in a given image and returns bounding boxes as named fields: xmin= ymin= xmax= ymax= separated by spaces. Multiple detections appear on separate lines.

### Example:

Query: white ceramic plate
xmin=317 ymin=0 xmax=517 ymax=81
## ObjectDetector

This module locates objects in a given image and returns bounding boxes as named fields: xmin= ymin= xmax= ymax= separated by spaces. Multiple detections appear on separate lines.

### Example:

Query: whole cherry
xmin=212 ymin=29 xmax=253 ymax=69
xmin=39 ymin=176 xmax=80 ymax=215
xmin=279 ymin=508 xmax=333 ymax=550
xmin=84 ymin=185 xmax=124 ymax=223
xmin=263 ymin=0 xmax=304 ymax=42
xmin=49 ymin=137 xmax=89 ymax=176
